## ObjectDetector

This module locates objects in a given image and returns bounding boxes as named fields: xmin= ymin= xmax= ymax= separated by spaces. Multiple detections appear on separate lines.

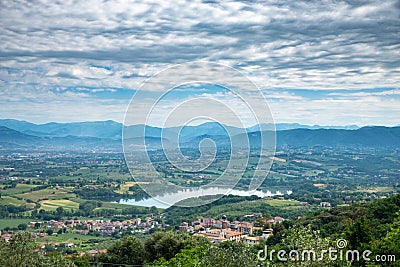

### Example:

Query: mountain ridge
xmin=0 ymin=121 xmax=399 ymax=151
xmin=0 ymin=119 xmax=363 ymax=140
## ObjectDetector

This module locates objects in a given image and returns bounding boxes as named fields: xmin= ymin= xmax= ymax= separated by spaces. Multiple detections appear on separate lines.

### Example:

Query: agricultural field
xmin=263 ymin=199 xmax=300 ymax=207
xmin=15 ymin=187 xmax=76 ymax=202
xmin=0 ymin=195 xmax=27 ymax=206
xmin=0 ymin=218 xmax=33 ymax=229
xmin=0 ymin=148 xmax=399 ymax=225
xmin=0 ymin=183 xmax=40 ymax=195
xmin=38 ymin=232 xmax=110 ymax=245
xmin=39 ymin=199 xmax=79 ymax=211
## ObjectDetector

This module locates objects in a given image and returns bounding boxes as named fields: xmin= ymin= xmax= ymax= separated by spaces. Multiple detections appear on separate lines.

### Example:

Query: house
xmin=86 ymin=249 xmax=107 ymax=256
xmin=193 ymin=229 xmax=246 ymax=244
xmin=261 ymin=229 xmax=273 ymax=239
xmin=244 ymin=236 xmax=261 ymax=245
xmin=86 ymin=250 xmax=99 ymax=255
xmin=179 ymin=222 xmax=189 ymax=231
xmin=1 ymin=233 xmax=12 ymax=242
xmin=200 ymin=218 xmax=215 ymax=228
xmin=274 ymin=216 xmax=284 ymax=223
xmin=234 ymin=221 xmax=253 ymax=235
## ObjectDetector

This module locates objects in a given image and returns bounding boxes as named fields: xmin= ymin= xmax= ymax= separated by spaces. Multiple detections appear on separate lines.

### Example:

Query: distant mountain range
xmin=0 ymin=119 xmax=359 ymax=139
xmin=0 ymin=126 xmax=121 ymax=151
xmin=0 ymin=119 xmax=122 ymax=139
xmin=0 ymin=119 xmax=398 ymax=151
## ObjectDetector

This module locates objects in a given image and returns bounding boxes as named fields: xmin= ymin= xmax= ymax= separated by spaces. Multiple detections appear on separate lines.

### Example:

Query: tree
xmin=270 ymin=225 xmax=337 ymax=267
xmin=153 ymin=232 xmax=185 ymax=261
xmin=145 ymin=232 xmax=169 ymax=262
xmin=37 ymin=252 xmax=76 ymax=267
xmin=200 ymin=241 xmax=258 ymax=267
xmin=371 ymin=211 xmax=400 ymax=267
xmin=150 ymin=205 xmax=158 ymax=214
xmin=78 ymin=201 xmax=97 ymax=215
xmin=152 ymin=245 xmax=208 ymax=266
xmin=345 ymin=216 xmax=372 ymax=251
xmin=97 ymin=235 xmax=145 ymax=266
xmin=0 ymin=232 xmax=38 ymax=267
xmin=18 ymin=223 xmax=27 ymax=230
xmin=69 ymin=254 xmax=91 ymax=267
xmin=144 ymin=231 xmax=200 ymax=262
xmin=56 ymin=206 xmax=64 ymax=215
xmin=0 ymin=232 xmax=75 ymax=267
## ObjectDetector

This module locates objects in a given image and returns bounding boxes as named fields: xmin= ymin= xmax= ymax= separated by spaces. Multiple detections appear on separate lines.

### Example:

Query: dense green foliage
xmin=163 ymin=194 xmax=313 ymax=226
xmin=94 ymin=231 xmax=209 ymax=266
xmin=0 ymin=194 xmax=399 ymax=266
xmin=0 ymin=232 xmax=76 ymax=267
xmin=74 ymin=187 xmax=120 ymax=201
xmin=97 ymin=235 xmax=145 ymax=265
xmin=98 ymin=195 xmax=400 ymax=266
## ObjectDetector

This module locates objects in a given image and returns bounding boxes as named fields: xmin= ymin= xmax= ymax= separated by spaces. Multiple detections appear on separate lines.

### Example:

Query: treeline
xmin=0 ymin=205 xmax=29 ymax=218
xmin=101 ymin=194 xmax=400 ymax=266
xmin=299 ymin=193 xmax=400 ymax=238
xmin=0 ymin=200 xmax=158 ymax=221
xmin=163 ymin=194 xmax=312 ymax=226
xmin=151 ymin=195 xmax=400 ymax=266
xmin=164 ymin=195 xmax=258 ymax=225
xmin=0 ymin=230 xmax=261 ymax=267
xmin=1 ymin=194 xmax=400 ymax=266
xmin=74 ymin=184 xmax=148 ymax=201
xmin=0 ymin=232 xmax=78 ymax=266
xmin=73 ymin=187 xmax=120 ymax=201
xmin=265 ymin=194 xmax=400 ymax=266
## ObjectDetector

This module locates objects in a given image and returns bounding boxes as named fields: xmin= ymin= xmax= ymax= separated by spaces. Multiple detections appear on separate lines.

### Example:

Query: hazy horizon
xmin=1 ymin=117 xmax=399 ymax=129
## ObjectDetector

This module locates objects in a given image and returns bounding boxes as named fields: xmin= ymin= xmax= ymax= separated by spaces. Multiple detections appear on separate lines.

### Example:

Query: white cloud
xmin=328 ymin=89 xmax=400 ymax=97
xmin=268 ymin=91 xmax=400 ymax=126
xmin=0 ymin=0 xmax=399 ymax=125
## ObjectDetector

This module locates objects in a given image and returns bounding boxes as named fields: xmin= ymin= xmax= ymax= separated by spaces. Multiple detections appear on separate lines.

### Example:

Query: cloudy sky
xmin=0 ymin=0 xmax=399 ymax=126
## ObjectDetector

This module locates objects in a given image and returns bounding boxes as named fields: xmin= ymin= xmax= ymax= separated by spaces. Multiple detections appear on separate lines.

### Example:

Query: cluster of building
xmin=1 ymin=231 xmax=47 ymax=241
xmin=38 ymin=241 xmax=76 ymax=249
xmin=0 ymin=176 xmax=19 ymax=181
xmin=179 ymin=215 xmax=284 ymax=244
xmin=29 ymin=217 xmax=162 ymax=235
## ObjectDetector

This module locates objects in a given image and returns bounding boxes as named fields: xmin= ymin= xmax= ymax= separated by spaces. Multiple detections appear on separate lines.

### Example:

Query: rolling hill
xmin=0 ymin=119 xmax=399 ymax=151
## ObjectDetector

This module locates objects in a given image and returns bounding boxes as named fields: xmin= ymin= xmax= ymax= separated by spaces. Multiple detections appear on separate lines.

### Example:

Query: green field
xmin=0 ymin=218 xmax=33 ymax=229
xmin=15 ymin=187 xmax=76 ymax=202
xmin=1 ymin=184 xmax=40 ymax=195
xmin=0 ymin=196 xmax=27 ymax=206
xmin=38 ymin=232 xmax=112 ymax=249
xmin=39 ymin=199 xmax=79 ymax=211
xmin=188 ymin=198 xmax=311 ymax=221
xmin=114 ymin=181 xmax=137 ymax=194
xmin=264 ymin=199 xmax=300 ymax=207
xmin=355 ymin=186 xmax=394 ymax=193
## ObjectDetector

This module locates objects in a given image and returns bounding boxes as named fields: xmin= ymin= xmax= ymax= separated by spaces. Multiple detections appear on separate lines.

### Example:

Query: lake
xmin=119 ymin=187 xmax=293 ymax=208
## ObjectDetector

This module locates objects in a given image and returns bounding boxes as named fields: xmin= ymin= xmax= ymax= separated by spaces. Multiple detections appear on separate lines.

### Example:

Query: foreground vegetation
xmin=1 ymin=194 xmax=399 ymax=266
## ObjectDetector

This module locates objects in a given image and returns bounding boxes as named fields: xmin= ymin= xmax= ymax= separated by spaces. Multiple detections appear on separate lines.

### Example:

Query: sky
xmin=0 ymin=0 xmax=399 ymax=127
